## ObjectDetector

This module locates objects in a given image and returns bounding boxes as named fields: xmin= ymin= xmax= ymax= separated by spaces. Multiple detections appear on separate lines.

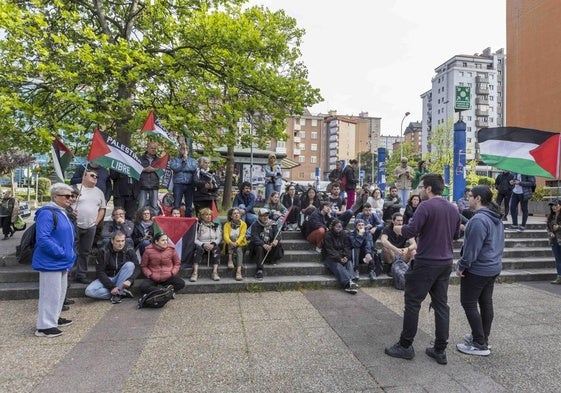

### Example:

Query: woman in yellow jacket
xmin=223 ymin=207 xmax=248 ymax=281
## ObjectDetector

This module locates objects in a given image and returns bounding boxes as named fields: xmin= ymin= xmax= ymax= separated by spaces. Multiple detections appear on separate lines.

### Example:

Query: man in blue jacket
xmin=385 ymin=173 xmax=461 ymax=365
xmin=170 ymin=143 xmax=197 ymax=217
xmin=233 ymin=181 xmax=257 ymax=227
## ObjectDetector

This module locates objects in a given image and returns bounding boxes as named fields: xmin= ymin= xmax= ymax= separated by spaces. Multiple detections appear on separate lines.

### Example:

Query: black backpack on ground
xmin=137 ymin=286 xmax=175 ymax=309
xmin=17 ymin=207 xmax=58 ymax=264
xmin=369 ymin=250 xmax=383 ymax=278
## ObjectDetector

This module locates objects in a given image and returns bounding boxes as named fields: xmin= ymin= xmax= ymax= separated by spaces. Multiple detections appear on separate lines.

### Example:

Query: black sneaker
xmin=121 ymin=289 xmax=134 ymax=298
xmin=57 ymin=317 xmax=73 ymax=327
xmin=35 ymin=327 xmax=63 ymax=338
xmin=63 ymin=298 xmax=75 ymax=305
xmin=255 ymin=270 xmax=264 ymax=280
xmin=110 ymin=295 xmax=122 ymax=304
xmin=344 ymin=282 xmax=358 ymax=295
xmin=385 ymin=342 xmax=415 ymax=360
xmin=426 ymin=347 xmax=447 ymax=365
xmin=61 ymin=305 xmax=70 ymax=312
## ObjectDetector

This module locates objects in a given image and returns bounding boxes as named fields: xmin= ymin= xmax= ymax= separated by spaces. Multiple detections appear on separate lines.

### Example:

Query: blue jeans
xmin=398 ymin=189 xmax=410 ymax=209
xmin=323 ymin=259 xmax=354 ymax=288
xmin=510 ymin=193 xmax=528 ymax=226
xmin=552 ymin=240 xmax=561 ymax=275
xmin=85 ymin=262 xmax=136 ymax=299
xmin=138 ymin=189 xmax=159 ymax=213
xmin=460 ymin=271 xmax=498 ymax=346
xmin=265 ymin=183 xmax=281 ymax=202
xmin=173 ymin=183 xmax=194 ymax=217
xmin=399 ymin=262 xmax=452 ymax=351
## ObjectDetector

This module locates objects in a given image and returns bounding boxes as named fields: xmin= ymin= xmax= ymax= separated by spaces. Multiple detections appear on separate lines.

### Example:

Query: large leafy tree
xmin=0 ymin=1 xmax=321 ymax=207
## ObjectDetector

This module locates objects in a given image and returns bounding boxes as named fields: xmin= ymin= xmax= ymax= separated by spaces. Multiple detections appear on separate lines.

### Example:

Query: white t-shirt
xmin=74 ymin=185 xmax=106 ymax=229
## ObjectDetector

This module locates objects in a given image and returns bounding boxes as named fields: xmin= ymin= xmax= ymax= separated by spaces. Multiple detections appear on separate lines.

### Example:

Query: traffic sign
xmin=455 ymin=86 xmax=471 ymax=111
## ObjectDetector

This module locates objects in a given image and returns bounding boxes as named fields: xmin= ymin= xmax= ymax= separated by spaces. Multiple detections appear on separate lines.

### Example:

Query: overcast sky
xmin=251 ymin=0 xmax=506 ymax=136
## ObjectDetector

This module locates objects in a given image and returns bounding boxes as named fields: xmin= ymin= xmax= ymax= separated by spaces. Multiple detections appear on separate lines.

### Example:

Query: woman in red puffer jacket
xmin=140 ymin=232 xmax=185 ymax=295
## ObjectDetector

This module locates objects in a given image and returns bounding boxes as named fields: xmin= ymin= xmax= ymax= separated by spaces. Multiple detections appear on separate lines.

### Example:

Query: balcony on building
xmin=476 ymin=96 xmax=489 ymax=105
xmin=476 ymin=75 xmax=489 ymax=84
xmin=293 ymin=136 xmax=301 ymax=143
xmin=293 ymin=149 xmax=301 ymax=155
xmin=476 ymin=108 xmax=489 ymax=117
xmin=476 ymin=118 xmax=489 ymax=128
xmin=293 ymin=123 xmax=301 ymax=131
xmin=476 ymin=83 xmax=489 ymax=95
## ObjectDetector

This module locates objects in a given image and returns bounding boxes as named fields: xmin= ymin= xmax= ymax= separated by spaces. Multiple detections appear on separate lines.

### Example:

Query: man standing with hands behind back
xmin=394 ymin=157 xmax=414 ymax=209
xmin=385 ymin=173 xmax=460 ymax=365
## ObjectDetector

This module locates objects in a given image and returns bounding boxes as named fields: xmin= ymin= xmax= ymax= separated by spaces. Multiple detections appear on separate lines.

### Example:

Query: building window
xmin=311 ymin=156 xmax=317 ymax=163
xmin=299 ymin=156 xmax=305 ymax=163
xmin=298 ymin=172 xmax=304 ymax=179
xmin=311 ymin=143 xmax=317 ymax=151
xmin=311 ymin=119 xmax=317 ymax=126
xmin=463 ymin=62 xmax=467 ymax=67
xmin=299 ymin=131 xmax=306 ymax=138
xmin=467 ymin=127 xmax=472 ymax=132
xmin=277 ymin=141 xmax=286 ymax=148
xmin=300 ymin=143 xmax=306 ymax=151
xmin=311 ymin=131 xmax=317 ymax=139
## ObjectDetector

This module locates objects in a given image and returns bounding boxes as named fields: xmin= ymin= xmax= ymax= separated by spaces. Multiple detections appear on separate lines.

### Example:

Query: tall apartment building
xmin=278 ymin=111 xmax=382 ymax=181
xmin=400 ymin=121 xmax=422 ymax=155
xmin=379 ymin=135 xmax=400 ymax=157
xmin=421 ymin=47 xmax=506 ymax=160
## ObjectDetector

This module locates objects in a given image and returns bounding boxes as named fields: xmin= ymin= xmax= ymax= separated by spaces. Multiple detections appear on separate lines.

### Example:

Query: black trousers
xmin=496 ymin=191 xmax=511 ymax=218
xmin=139 ymin=275 xmax=186 ymax=295
xmin=399 ymin=262 xmax=452 ymax=351
xmin=460 ymin=271 xmax=498 ymax=346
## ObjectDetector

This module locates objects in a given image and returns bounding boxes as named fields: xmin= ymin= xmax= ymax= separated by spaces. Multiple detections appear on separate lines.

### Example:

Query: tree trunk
xmin=222 ymin=145 xmax=235 ymax=211
xmin=115 ymin=82 xmax=134 ymax=146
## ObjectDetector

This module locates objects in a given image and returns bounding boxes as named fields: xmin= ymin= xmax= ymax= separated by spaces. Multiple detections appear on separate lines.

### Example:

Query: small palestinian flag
xmin=51 ymin=135 xmax=73 ymax=183
xmin=153 ymin=216 xmax=197 ymax=266
xmin=152 ymin=152 xmax=170 ymax=178
xmin=478 ymin=127 xmax=560 ymax=178
xmin=87 ymin=129 xmax=144 ymax=180
xmin=141 ymin=110 xmax=179 ymax=146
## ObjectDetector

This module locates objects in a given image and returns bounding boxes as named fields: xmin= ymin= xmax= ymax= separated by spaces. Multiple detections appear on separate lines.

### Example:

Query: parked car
xmin=19 ymin=201 xmax=31 ymax=218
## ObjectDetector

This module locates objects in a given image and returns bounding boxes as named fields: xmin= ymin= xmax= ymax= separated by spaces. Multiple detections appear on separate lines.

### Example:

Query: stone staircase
xmin=0 ymin=222 xmax=556 ymax=300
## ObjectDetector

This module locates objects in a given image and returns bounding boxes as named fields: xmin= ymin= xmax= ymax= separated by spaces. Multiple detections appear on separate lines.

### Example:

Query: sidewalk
xmin=1 ymin=282 xmax=560 ymax=392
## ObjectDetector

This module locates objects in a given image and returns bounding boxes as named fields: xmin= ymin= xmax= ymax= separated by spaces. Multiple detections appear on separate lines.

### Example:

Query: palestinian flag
xmin=51 ymin=135 xmax=73 ymax=183
xmin=152 ymin=152 xmax=170 ymax=179
xmin=153 ymin=216 xmax=197 ymax=266
xmin=478 ymin=127 xmax=561 ymax=178
xmin=141 ymin=110 xmax=179 ymax=146
xmin=87 ymin=129 xmax=144 ymax=180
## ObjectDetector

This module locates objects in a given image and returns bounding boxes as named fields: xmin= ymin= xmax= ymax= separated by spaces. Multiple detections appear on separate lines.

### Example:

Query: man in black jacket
xmin=85 ymin=231 xmax=140 ymax=304
xmin=494 ymin=170 xmax=514 ymax=221
xmin=249 ymin=209 xmax=282 ymax=280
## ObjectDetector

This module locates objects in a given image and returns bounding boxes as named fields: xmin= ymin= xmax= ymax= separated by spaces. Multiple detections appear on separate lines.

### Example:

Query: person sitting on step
xmin=140 ymin=232 xmax=185 ymax=296
xmin=380 ymin=212 xmax=416 ymax=274
xmin=223 ymin=207 xmax=247 ymax=281
xmin=191 ymin=208 xmax=222 ymax=282
xmin=249 ymin=209 xmax=283 ymax=281
xmin=322 ymin=219 xmax=358 ymax=295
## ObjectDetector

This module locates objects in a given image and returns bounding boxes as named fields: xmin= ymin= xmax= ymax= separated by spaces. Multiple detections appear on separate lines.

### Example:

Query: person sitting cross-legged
xmin=85 ymin=231 xmax=141 ymax=304
xmin=140 ymin=232 xmax=185 ymax=295
xmin=249 ymin=209 xmax=283 ymax=280
xmin=322 ymin=219 xmax=359 ymax=294
xmin=380 ymin=212 xmax=417 ymax=274
xmin=326 ymin=183 xmax=354 ymax=229
xmin=303 ymin=201 xmax=333 ymax=253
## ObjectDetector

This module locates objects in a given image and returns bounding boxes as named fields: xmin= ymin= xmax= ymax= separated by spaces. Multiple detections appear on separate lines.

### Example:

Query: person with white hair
xmin=33 ymin=183 xmax=76 ymax=337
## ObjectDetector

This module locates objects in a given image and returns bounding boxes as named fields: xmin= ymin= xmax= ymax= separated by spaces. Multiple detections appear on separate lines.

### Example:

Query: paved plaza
xmin=1 ymin=280 xmax=561 ymax=392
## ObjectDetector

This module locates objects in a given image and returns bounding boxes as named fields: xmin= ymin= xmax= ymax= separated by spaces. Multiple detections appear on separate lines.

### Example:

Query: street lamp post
xmin=400 ymin=111 xmax=411 ymax=159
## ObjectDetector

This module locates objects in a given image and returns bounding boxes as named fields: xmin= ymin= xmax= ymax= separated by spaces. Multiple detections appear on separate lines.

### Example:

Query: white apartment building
xmin=421 ymin=47 xmax=506 ymax=160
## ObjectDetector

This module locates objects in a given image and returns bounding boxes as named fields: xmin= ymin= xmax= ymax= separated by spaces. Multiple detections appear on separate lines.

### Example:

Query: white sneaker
xmin=463 ymin=334 xmax=492 ymax=350
xmin=315 ymin=247 xmax=322 ymax=254
xmin=456 ymin=343 xmax=490 ymax=356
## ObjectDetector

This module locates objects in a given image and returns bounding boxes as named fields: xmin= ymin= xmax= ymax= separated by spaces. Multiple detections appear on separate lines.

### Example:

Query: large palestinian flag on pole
xmin=477 ymin=127 xmax=561 ymax=178
xmin=87 ymin=129 xmax=144 ymax=180
xmin=153 ymin=217 xmax=197 ymax=266
xmin=51 ymin=135 xmax=73 ymax=183
xmin=141 ymin=110 xmax=179 ymax=146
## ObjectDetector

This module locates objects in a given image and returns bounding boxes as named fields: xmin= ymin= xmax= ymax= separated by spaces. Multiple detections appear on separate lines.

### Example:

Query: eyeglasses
xmin=57 ymin=194 xmax=73 ymax=199
xmin=89 ymin=174 xmax=99 ymax=179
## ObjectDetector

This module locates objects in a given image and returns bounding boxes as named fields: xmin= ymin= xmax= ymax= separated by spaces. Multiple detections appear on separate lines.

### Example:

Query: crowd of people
xmin=29 ymin=149 xmax=546 ymax=367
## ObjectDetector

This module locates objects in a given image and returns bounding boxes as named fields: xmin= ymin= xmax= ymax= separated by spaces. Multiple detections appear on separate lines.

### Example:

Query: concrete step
xmin=2 ymin=268 xmax=557 ymax=300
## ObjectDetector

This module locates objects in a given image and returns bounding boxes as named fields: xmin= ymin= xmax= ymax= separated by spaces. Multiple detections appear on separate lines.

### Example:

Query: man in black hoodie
xmin=494 ymin=170 xmax=514 ymax=221
xmin=85 ymin=231 xmax=140 ymax=304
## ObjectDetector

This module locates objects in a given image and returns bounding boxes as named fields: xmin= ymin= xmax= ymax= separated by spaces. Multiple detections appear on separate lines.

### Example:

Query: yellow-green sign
xmin=455 ymin=86 xmax=471 ymax=111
